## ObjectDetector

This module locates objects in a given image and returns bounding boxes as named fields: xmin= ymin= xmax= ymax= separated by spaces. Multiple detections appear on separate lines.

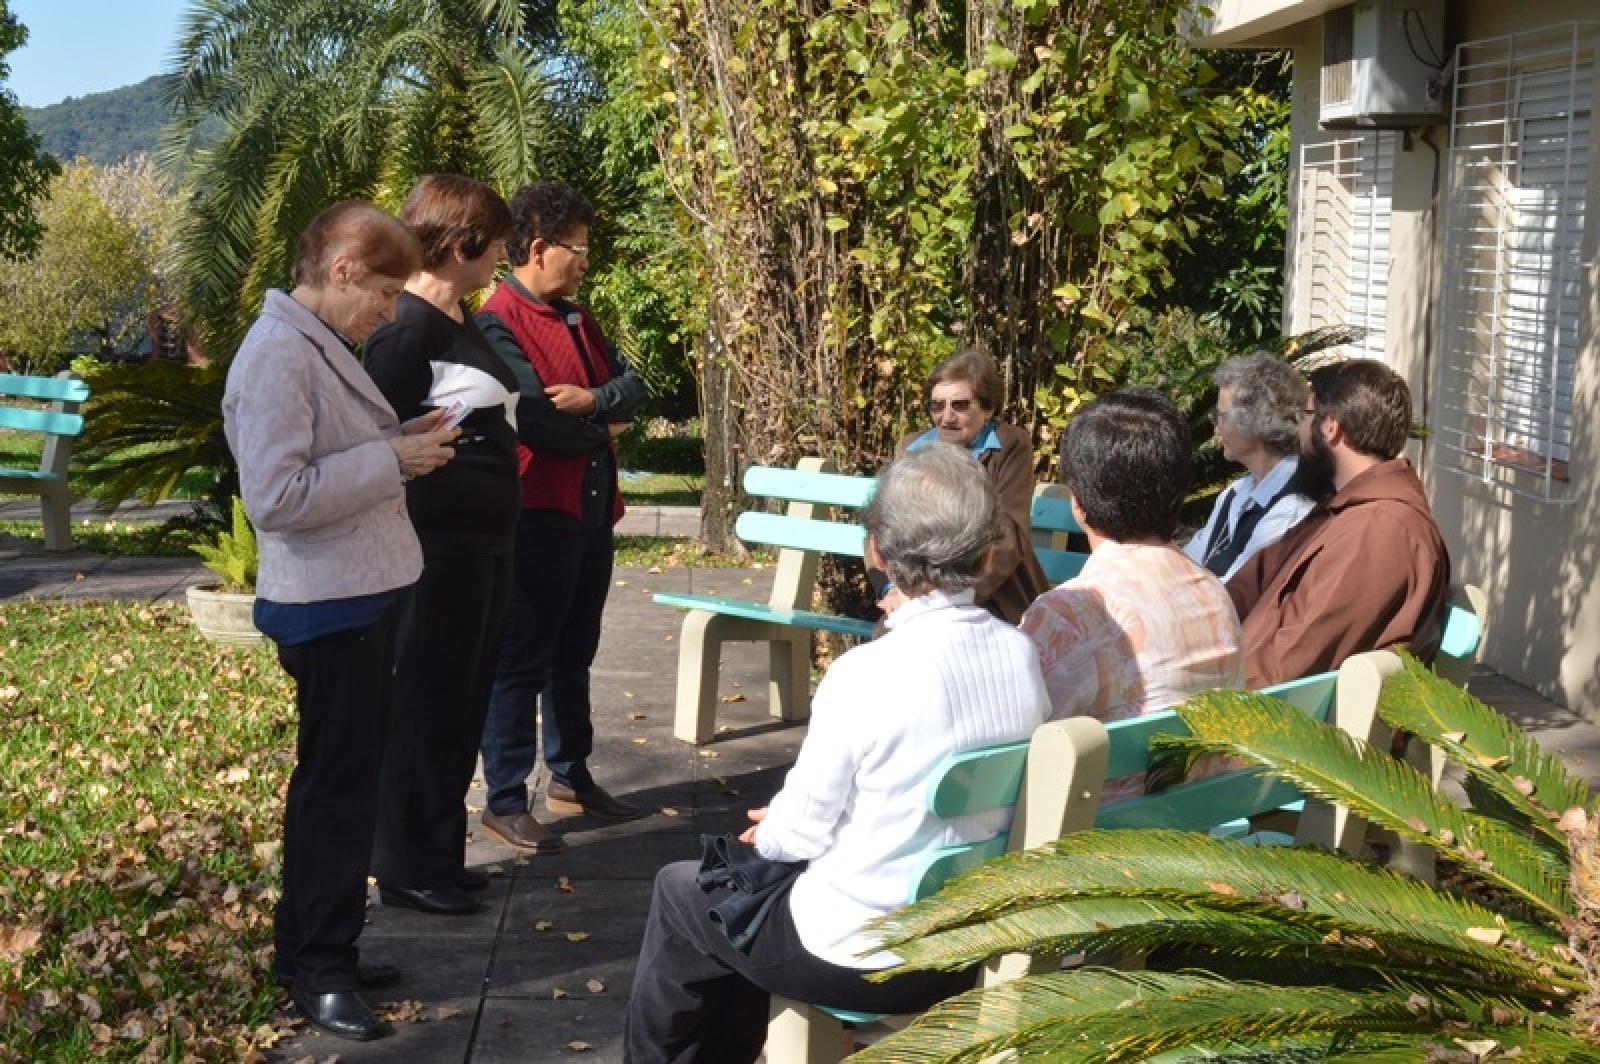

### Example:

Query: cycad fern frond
xmin=849 ymin=969 xmax=1542 ymax=1063
xmin=1379 ymin=652 xmax=1591 ymax=844
xmin=865 ymin=831 xmax=1575 ymax=992
xmin=73 ymin=362 xmax=231 ymax=510
xmin=1165 ymin=691 xmax=1570 ymax=922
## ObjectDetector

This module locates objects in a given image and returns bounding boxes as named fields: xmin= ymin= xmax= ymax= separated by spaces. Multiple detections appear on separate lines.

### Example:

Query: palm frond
xmin=1379 ymin=652 xmax=1591 ymax=839
xmin=871 ymin=831 xmax=1567 ymax=959
xmin=849 ymin=969 xmax=1536 ymax=1063
xmin=1164 ymin=692 xmax=1570 ymax=922
xmin=73 ymin=362 xmax=232 ymax=510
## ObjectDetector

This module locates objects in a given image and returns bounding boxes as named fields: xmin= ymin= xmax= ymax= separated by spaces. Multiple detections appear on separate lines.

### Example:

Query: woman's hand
xmin=737 ymin=806 xmax=768 ymax=845
xmin=545 ymin=384 xmax=597 ymax=416
xmin=390 ymin=426 xmax=458 ymax=479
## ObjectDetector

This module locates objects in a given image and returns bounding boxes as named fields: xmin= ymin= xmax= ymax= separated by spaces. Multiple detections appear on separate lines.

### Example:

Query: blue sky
xmin=8 ymin=0 xmax=189 ymax=107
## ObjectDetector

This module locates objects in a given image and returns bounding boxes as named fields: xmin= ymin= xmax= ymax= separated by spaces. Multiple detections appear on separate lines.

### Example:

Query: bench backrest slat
xmin=0 ymin=372 xmax=91 ymax=404
xmin=0 ymin=406 xmax=85 ymax=438
xmin=735 ymin=511 xmax=867 ymax=559
xmin=1094 ymin=669 xmax=1338 ymax=829
xmin=1036 ymin=546 xmax=1088 ymax=585
xmin=1030 ymin=492 xmax=1083 ymax=536
xmin=743 ymin=465 xmax=875 ymax=509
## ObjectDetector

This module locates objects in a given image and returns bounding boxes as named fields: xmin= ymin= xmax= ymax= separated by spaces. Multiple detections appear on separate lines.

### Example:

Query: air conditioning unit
xmin=1321 ymin=0 xmax=1448 ymax=128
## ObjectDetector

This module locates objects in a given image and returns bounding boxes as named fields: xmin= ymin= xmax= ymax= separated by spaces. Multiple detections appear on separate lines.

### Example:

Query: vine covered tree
xmin=643 ymin=0 xmax=1274 ymax=544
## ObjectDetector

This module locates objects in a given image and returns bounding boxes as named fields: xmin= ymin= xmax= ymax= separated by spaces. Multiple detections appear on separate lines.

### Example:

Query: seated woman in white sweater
xmin=623 ymin=444 xmax=1053 ymax=1064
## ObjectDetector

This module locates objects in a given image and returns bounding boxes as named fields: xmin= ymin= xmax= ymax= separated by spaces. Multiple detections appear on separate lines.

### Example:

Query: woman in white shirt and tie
xmin=1184 ymin=351 xmax=1317 ymax=582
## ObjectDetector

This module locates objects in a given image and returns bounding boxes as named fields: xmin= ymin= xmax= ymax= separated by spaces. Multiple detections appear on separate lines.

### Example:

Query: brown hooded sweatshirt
xmin=1226 ymin=457 xmax=1450 ymax=688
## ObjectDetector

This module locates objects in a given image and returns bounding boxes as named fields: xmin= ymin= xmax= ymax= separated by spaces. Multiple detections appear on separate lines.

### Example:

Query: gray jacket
xmin=223 ymin=289 xmax=422 ymax=603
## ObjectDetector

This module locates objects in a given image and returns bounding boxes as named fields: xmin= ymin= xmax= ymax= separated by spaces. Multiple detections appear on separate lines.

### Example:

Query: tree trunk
xmin=696 ymin=325 xmax=741 ymax=550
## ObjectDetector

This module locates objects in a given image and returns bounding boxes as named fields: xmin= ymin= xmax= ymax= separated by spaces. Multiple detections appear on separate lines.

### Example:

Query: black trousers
xmin=623 ymin=861 xmax=976 ymax=1064
xmin=371 ymin=553 xmax=512 ymax=888
xmin=273 ymin=602 xmax=403 ymax=992
xmin=482 ymin=512 xmax=613 ymax=812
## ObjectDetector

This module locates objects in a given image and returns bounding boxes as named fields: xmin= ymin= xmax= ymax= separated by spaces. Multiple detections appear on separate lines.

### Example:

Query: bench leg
xmin=769 ymin=632 xmax=812 ymax=724
xmin=40 ymin=486 xmax=72 ymax=552
xmin=673 ymin=611 xmax=730 ymax=744
xmin=766 ymin=998 xmax=847 ymax=1064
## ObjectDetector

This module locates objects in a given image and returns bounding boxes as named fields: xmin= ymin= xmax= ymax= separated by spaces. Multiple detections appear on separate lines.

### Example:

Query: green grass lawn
xmin=0 ymin=601 xmax=296 ymax=1059
xmin=618 ymin=471 xmax=703 ymax=507
xmin=0 ymin=519 xmax=206 ymax=557
xmin=0 ymin=428 xmax=212 ymax=501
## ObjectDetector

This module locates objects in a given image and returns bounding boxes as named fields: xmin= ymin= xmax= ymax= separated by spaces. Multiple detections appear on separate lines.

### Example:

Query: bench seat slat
xmin=743 ymin=465 xmax=876 ymax=509
xmin=0 ymin=469 xmax=64 ymax=485
xmin=0 ymin=372 xmax=91 ymax=404
xmin=0 ymin=406 xmax=84 ymax=437
xmin=652 ymin=591 xmax=876 ymax=638
xmin=734 ymin=512 xmax=866 ymax=558
xmin=1096 ymin=773 xmax=1305 ymax=832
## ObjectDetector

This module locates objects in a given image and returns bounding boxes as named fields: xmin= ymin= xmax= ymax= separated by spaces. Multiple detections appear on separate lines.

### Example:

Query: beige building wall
xmin=1261 ymin=0 xmax=1600 ymax=713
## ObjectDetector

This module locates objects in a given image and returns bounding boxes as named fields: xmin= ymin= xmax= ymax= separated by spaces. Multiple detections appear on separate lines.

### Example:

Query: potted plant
xmin=185 ymin=496 xmax=262 ymax=646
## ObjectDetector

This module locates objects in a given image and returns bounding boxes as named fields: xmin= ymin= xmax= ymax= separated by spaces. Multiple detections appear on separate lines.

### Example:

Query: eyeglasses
xmin=928 ymin=398 xmax=974 ymax=415
xmin=551 ymin=240 xmax=589 ymax=257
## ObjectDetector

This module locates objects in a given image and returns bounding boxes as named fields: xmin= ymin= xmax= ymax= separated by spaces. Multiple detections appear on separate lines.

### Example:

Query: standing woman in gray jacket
xmin=222 ymin=202 xmax=458 ymax=1043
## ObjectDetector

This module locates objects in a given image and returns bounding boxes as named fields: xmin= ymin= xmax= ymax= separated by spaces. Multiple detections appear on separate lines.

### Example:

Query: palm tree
xmin=163 ymin=0 xmax=586 ymax=355
xmin=851 ymin=655 xmax=1600 ymax=1061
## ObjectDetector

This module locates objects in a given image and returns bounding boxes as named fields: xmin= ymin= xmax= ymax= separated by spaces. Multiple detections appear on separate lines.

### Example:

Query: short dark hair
xmin=924 ymin=346 xmax=1004 ymax=414
xmin=292 ymin=201 xmax=421 ymax=287
xmin=505 ymin=181 xmax=597 ymax=267
xmin=1062 ymin=387 xmax=1191 ymax=542
xmin=400 ymin=174 xmax=513 ymax=270
xmin=1309 ymin=359 xmax=1411 ymax=460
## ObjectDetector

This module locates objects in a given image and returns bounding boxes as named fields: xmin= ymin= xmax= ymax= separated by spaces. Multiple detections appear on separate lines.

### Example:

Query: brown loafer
xmin=480 ymin=810 xmax=566 ymax=854
xmin=545 ymin=781 xmax=643 ymax=822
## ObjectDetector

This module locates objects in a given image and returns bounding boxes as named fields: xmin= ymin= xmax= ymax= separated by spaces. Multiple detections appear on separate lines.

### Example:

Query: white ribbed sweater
xmin=754 ymin=590 xmax=1051 ymax=968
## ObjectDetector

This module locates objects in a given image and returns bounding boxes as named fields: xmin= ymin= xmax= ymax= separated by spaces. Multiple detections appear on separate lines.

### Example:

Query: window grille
xmin=1294 ymin=131 xmax=1396 ymax=361
xmin=1434 ymin=22 xmax=1596 ymax=503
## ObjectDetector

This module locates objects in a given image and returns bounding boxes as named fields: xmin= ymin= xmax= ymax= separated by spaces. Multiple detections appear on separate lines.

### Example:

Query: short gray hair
xmin=1213 ymin=351 xmax=1309 ymax=457
xmin=865 ymin=444 xmax=997 ymax=597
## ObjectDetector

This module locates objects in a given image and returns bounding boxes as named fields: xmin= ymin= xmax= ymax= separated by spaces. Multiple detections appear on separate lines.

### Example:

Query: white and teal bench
xmin=653 ymin=459 xmax=1088 ymax=743
xmin=0 ymin=371 xmax=90 ymax=551
xmin=763 ymin=658 xmax=1380 ymax=1063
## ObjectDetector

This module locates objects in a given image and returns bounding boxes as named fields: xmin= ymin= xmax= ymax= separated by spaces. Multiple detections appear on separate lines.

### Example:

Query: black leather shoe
xmin=378 ymin=884 xmax=480 ymax=915
xmin=291 ymin=988 xmax=391 ymax=1042
xmin=457 ymin=866 xmax=490 ymax=891
xmin=546 ymin=781 xmax=643 ymax=822
xmin=274 ymin=961 xmax=402 ymax=990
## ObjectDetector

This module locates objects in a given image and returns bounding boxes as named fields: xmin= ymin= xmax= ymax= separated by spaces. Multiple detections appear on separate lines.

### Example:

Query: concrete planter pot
xmin=185 ymin=584 xmax=263 ymax=646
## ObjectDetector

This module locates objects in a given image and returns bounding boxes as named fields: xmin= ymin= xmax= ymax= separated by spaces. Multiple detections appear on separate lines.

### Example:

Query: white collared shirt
xmin=753 ymin=589 xmax=1051 ymax=968
xmin=1183 ymin=456 xmax=1315 ymax=582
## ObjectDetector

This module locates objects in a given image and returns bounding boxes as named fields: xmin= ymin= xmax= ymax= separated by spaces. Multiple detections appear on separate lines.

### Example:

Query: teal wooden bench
xmin=652 ymin=460 xmax=1088 ymax=743
xmin=766 ymin=714 xmax=1107 ymax=1063
xmin=764 ymin=659 xmax=1368 ymax=1063
xmin=0 ymin=371 xmax=90 ymax=551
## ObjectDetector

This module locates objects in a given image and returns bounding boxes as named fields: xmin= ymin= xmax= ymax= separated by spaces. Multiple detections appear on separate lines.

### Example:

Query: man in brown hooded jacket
xmin=1226 ymin=360 xmax=1450 ymax=688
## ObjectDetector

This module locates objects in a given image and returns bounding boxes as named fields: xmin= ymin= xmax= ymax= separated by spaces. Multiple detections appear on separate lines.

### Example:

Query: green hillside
xmin=23 ymin=76 xmax=168 ymax=164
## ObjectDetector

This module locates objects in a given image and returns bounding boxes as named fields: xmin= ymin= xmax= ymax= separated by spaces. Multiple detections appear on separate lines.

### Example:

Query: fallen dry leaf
xmin=557 ymin=876 xmax=574 ymax=893
xmin=552 ymin=987 xmax=568 ymax=999
xmin=535 ymin=919 xmax=556 ymax=931
xmin=631 ymin=737 xmax=649 ymax=745
xmin=565 ymin=931 xmax=591 ymax=943
xmin=628 ymin=712 xmax=648 ymax=721
xmin=1466 ymin=927 xmax=1505 ymax=946
xmin=719 ymin=693 xmax=747 ymax=703
xmin=436 ymin=1005 xmax=464 ymax=1021
xmin=0 ymin=925 xmax=44 ymax=960
xmin=1204 ymin=881 xmax=1239 ymax=897
xmin=586 ymin=978 xmax=606 ymax=994
xmin=566 ymin=1040 xmax=593 ymax=1052
xmin=660 ymin=807 xmax=681 ymax=817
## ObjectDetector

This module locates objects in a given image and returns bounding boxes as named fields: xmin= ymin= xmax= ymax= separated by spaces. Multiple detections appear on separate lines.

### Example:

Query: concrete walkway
xmin=4 ymin=529 xmax=1599 ymax=1061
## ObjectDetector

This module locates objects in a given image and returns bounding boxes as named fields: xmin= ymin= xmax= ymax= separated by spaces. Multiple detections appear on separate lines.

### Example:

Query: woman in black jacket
xmin=364 ymin=175 xmax=551 ymax=920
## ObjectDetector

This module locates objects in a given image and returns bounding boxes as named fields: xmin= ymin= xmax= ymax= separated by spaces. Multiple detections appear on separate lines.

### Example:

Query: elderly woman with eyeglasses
xmin=1183 ymin=351 xmax=1317 ymax=582
xmin=878 ymin=346 xmax=1046 ymax=623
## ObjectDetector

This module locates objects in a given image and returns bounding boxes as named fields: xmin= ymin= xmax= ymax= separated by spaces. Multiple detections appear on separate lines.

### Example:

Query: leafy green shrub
xmin=619 ymin=432 xmax=705 ymax=474
xmin=191 ymin=497 xmax=256 ymax=592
